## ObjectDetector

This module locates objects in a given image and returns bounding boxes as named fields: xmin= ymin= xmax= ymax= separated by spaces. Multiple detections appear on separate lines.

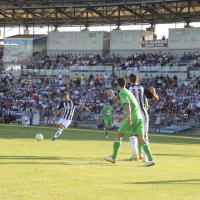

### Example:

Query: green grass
xmin=0 ymin=124 xmax=200 ymax=200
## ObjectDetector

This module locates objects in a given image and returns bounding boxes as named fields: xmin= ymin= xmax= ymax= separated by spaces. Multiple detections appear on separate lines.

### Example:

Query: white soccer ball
xmin=36 ymin=133 xmax=43 ymax=141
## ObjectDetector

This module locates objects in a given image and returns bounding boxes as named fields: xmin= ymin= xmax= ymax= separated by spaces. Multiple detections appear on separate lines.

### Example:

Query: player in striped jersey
xmin=50 ymin=92 xmax=91 ymax=141
xmin=128 ymin=73 xmax=159 ymax=161
xmin=22 ymin=104 xmax=33 ymax=128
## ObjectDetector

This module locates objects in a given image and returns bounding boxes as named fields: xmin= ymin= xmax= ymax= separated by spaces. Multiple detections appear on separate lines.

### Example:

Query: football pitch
xmin=0 ymin=124 xmax=200 ymax=200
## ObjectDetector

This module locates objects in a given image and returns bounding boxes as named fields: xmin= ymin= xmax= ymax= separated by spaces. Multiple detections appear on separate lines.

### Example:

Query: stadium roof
xmin=0 ymin=0 xmax=200 ymax=28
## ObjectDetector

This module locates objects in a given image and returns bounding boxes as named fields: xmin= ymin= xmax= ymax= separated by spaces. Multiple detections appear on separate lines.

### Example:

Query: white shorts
xmin=57 ymin=118 xmax=72 ymax=128
xmin=112 ymin=120 xmax=120 ymax=128
xmin=24 ymin=116 xmax=29 ymax=122
xmin=140 ymin=111 xmax=149 ymax=133
xmin=144 ymin=119 xmax=149 ymax=133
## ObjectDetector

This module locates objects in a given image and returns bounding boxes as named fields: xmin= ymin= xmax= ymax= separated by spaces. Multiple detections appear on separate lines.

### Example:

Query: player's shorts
xmin=57 ymin=118 xmax=71 ymax=128
xmin=24 ymin=116 xmax=29 ymax=122
xmin=104 ymin=118 xmax=112 ymax=126
xmin=118 ymin=118 xmax=144 ymax=135
xmin=144 ymin=118 xmax=149 ymax=133
xmin=112 ymin=120 xmax=120 ymax=128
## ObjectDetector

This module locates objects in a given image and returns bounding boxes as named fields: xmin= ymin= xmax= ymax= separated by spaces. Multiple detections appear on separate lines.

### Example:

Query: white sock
xmin=24 ymin=122 xmax=28 ymax=127
xmin=54 ymin=128 xmax=63 ymax=138
xmin=129 ymin=136 xmax=138 ymax=155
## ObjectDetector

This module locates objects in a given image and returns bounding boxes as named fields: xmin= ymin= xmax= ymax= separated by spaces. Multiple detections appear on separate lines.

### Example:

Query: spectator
xmin=155 ymin=114 xmax=161 ymax=133
xmin=142 ymin=36 xmax=145 ymax=41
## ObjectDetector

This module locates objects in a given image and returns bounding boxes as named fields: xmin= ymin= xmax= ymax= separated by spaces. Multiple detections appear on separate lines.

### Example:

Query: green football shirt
xmin=101 ymin=106 xmax=114 ymax=119
xmin=118 ymin=88 xmax=142 ymax=119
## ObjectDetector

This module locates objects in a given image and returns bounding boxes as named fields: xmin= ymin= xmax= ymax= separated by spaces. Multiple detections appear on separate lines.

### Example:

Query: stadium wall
xmin=168 ymin=28 xmax=200 ymax=49
xmin=45 ymin=28 xmax=200 ymax=58
xmin=110 ymin=30 xmax=153 ymax=52
xmin=47 ymin=31 xmax=110 ymax=56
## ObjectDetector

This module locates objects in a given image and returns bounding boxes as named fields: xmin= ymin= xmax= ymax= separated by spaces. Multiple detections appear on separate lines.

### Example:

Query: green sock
xmin=138 ymin=143 xmax=142 ymax=154
xmin=112 ymin=138 xmax=122 ymax=159
xmin=142 ymin=142 xmax=153 ymax=161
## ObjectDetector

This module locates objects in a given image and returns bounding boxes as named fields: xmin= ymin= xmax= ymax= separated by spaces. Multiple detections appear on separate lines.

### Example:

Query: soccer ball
xmin=36 ymin=133 xmax=43 ymax=141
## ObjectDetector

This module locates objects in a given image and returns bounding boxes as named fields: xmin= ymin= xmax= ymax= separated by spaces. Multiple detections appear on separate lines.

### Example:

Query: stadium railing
xmin=10 ymin=65 xmax=189 ymax=77
xmin=21 ymin=66 xmax=113 ymax=76
xmin=189 ymin=70 xmax=200 ymax=77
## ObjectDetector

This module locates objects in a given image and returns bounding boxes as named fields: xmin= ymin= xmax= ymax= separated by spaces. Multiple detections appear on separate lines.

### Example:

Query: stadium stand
xmin=1 ymin=66 xmax=200 ymax=133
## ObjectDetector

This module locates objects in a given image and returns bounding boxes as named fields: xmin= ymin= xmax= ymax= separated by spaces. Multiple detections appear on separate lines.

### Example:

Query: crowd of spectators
xmin=0 ymin=46 xmax=3 ymax=59
xmin=25 ymin=53 xmax=102 ymax=70
xmin=11 ymin=50 xmax=194 ymax=72
xmin=144 ymin=73 xmax=200 ymax=126
xmin=0 ymin=72 xmax=116 ymax=122
xmin=27 ymin=50 xmax=176 ymax=71
xmin=1 ymin=69 xmax=200 ymax=128
xmin=113 ymin=51 xmax=173 ymax=71
xmin=113 ymin=51 xmax=200 ymax=71
xmin=189 ymin=51 xmax=200 ymax=71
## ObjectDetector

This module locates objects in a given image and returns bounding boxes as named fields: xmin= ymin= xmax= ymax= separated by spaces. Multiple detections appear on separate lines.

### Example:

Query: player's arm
xmin=144 ymin=87 xmax=159 ymax=101
xmin=119 ymin=91 xmax=132 ymax=125
xmin=108 ymin=89 xmax=121 ymax=103
xmin=50 ymin=103 xmax=63 ymax=121
xmin=150 ymin=87 xmax=159 ymax=101
xmin=50 ymin=109 xmax=61 ymax=121
xmin=118 ymin=114 xmax=125 ymax=123
xmin=22 ymin=107 xmax=25 ymax=115
xmin=75 ymin=101 xmax=91 ymax=112
xmin=125 ymin=103 xmax=132 ymax=125
xmin=101 ymin=107 xmax=105 ymax=116
xmin=145 ymin=97 xmax=148 ymax=111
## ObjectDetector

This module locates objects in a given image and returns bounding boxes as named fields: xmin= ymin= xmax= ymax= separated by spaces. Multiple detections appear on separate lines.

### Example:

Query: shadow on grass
xmin=127 ymin=179 xmax=200 ymax=185
xmin=153 ymin=153 xmax=198 ymax=157
xmin=0 ymin=155 xmax=108 ymax=166
xmin=0 ymin=156 xmax=62 ymax=160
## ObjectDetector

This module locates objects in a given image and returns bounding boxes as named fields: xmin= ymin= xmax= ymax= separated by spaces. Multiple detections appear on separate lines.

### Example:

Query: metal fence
xmin=19 ymin=65 xmax=188 ymax=76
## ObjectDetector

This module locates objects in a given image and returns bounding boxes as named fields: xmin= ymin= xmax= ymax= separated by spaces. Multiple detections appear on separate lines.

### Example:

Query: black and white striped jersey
xmin=23 ymin=106 xmax=33 ymax=118
xmin=129 ymin=85 xmax=148 ymax=120
xmin=58 ymin=100 xmax=79 ymax=120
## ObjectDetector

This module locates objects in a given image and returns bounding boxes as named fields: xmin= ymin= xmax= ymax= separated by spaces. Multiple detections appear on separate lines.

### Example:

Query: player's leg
xmin=24 ymin=117 xmax=29 ymax=128
xmin=106 ymin=119 xmax=112 ymax=138
xmin=129 ymin=133 xmax=139 ymax=161
xmin=2 ymin=116 xmax=4 ymax=123
xmin=129 ymin=120 xmax=147 ymax=161
xmin=138 ymin=117 xmax=148 ymax=160
xmin=137 ymin=135 xmax=155 ymax=166
xmin=51 ymin=119 xmax=71 ymax=141
xmin=103 ymin=119 xmax=109 ymax=137
xmin=129 ymin=117 xmax=145 ymax=161
xmin=104 ymin=131 xmax=124 ymax=163
xmin=142 ymin=119 xmax=149 ymax=162
xmin=133 ymin=119 xmax=155 ymax=166
xmin=104 ymin=118 xmax=130 ymax=163
xmin=24 ymin=120 xmax=28 ymax=128
xmin=51 ymin=124 xmax=65 ymax=141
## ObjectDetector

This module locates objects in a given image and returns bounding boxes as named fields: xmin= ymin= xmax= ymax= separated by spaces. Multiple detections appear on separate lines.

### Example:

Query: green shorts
xmin=104 ymin=118 xmax=112 ymax=126
xmin=118 ymin=118 xmax=144 ymax=135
